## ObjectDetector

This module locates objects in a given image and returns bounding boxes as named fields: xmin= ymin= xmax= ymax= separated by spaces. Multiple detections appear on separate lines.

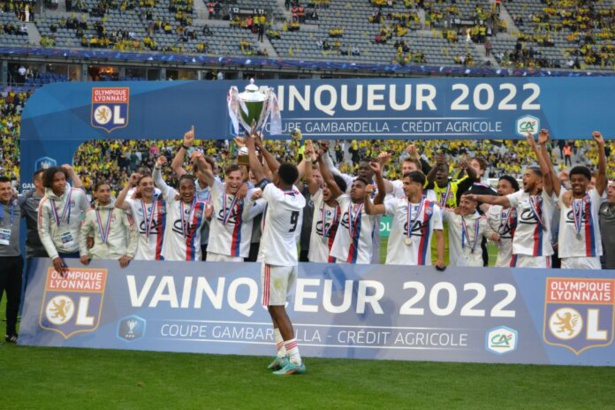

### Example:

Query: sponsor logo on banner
xmin=91 ymin=87 xmax=129 ymax=133
xmin=544 ymin=278 xmax=614 ymax=354
xmin=515 ymin=115 xmax=539 ymax=137
xmin=485 ymin=326 xmax=518 ymax=355
xmin=39 ymin=268 xmax=107 ymax=339
xmin=34 ymin=156 xmax=57 ymax=172
xmin=117 ymin=315 xmax=146 ymax=342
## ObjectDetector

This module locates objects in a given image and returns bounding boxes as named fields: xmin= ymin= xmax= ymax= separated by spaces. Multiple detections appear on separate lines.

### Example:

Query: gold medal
xmin=405 ymin=237 xmax=412 ymax=245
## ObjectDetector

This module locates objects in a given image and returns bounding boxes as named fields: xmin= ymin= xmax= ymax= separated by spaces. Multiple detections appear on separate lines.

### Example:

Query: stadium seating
xmin=8 ymin=0 xmax=608 ymax=71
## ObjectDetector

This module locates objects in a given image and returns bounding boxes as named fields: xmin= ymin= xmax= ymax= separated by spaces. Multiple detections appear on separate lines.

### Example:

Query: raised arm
xmin=364 ymin=185 xmax=386 ymax=215
xmin=460 ymin=157 xmax=478 ymax=181
xmin=427 ymin=154 xmax=445 ymax=183
xmin=592 ymin=131 xmax=607 ymax=196
xmin=246 ymin=132 xmax=266 ymax=182
xmin=253 ymin=134 xmax=280 ymax=176
xmin=303 ymin=141 xmax=320 ymax=196
xmin=317 ymin=148 xmax=344 ymax=199
xmin=170 ymin=126 xmax=194 ymax=178
xmin=192 ymin=151 xmax=215 ymax=187
xmin=152 ymin=156 xmax=172 ymax=197
xmin=467 ymin=193 xmax=511 ymax=208
xmin=376 ymin=152 xmax=395 ymax=195
xmin=115 ymin=173 xmax=140 ymax=211
xmin=62 ymin=164 xmax=83 ymax=189
xmin=319 ymin=140 xmax=353 ymax=188
xmin=528 ymin=130 xmax=556 ymax=197
xmin=370 ymin=161 xmax=386 ymax=205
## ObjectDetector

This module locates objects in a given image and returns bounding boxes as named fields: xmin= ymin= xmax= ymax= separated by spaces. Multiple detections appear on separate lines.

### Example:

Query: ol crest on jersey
xmin=91 ymin=87 xmax=130 ymax=133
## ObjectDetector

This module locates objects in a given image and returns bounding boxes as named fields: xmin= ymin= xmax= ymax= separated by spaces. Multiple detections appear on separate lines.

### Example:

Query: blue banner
xmin=20 ymin=78 xmax=615 ymax=188
xmin=19 ymin=259 xmax=615 ymax=366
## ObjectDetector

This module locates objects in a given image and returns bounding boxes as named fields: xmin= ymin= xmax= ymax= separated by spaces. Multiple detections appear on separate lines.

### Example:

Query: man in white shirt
xmin=365 ymin=170 xmax=445 ymax=268
xmin=195 ymin=156 xmax=265 ymax=262
xmin=152 ymin=157 xmax=209 ymax=261
xmin=484 ymin=176 xmax=520 ymax=267
xmin=547 ymin=131 xmax=607 ymax=269
xmin=468 ymin=132 xmax=554 ymax=268
xmin=443 ymin=192 xmax=497 ymax=267
xmin=246 ymin=133 xmax=307 ymax=375
xmin=325 ymin=159 xmax=381 ymax=265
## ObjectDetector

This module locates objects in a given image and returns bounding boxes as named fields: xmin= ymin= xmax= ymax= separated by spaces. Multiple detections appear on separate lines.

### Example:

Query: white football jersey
xmin=257 ymin=182 xmax=306 ymax=266
xmin=125 ymin=197 xmax=166 ymax=261
xmin=507 ymin=190 xmax=554 ymax=257
xmin=330 ymin=194 xmax=376 ymax=264
xmin=443 ymin=211 xmax=494 ymax=267
xmin=486 ymin=204 xmax=517 ymax=267
xmin=558 ymin=187 xmax=603 ymax=258
xmin=308 ymin=189 xmax=342 ymax=263
xmin=207 ymin=180 xmax=265 ymax=259
xmin=385 ymin=197 xmax=443 ymax=266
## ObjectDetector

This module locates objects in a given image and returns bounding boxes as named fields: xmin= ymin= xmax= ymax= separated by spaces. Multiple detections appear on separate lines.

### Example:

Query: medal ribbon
xmin=322 ymin=204 xmax=339 ymax=239
xmin=461 ymin=215 xmax=480 ymax=253
xmin=348 ymin=203 xmax=364 ymax=239
xmin=438 ymin=183 xmax=451 ymax=208
xmin=500 ymin=207 xmax=515 ymax=233
xmin=51 ymin=189 xmax=72 ymax=227
xmin=528 ymin=195 xmax=545 ymax=229
xmin=95 ymin=208 xmax=113 ymax=243
xmin=406 ymin=198 xmax=425 ymax=239
xmin=572 ymin=195 xmax=588 ymax=236
xmin=222 ymin=194 xmax=238 ymax=226
xmin=141 ymin=199 xmax=156 ymax=237
xmin=181 ymin=199 xmax=196 ymax=239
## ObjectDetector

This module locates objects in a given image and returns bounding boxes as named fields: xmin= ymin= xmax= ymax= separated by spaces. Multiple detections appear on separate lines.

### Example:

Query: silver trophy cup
xmin=228 ymin=79 xmax=280 ymax=135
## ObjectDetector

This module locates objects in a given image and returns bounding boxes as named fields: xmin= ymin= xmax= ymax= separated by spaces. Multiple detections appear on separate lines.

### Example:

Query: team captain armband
xmin=257 ymin=178 xmax=272 ymax=190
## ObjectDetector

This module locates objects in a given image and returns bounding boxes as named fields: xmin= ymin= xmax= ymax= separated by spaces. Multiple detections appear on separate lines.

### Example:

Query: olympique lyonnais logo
xmin=39 ymin=268 xmax=107 ymax=339
xmin=91 ymin=87 xmax=129 ymax=133
xmin=544 ymin=278 xmax=614 ymax=354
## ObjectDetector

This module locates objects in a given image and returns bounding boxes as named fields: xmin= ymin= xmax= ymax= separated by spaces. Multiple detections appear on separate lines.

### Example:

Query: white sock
xmin=284 ymin=338 xmax=301 ymax=365
xmin=274 ymin=328 xmax=286 ymax=358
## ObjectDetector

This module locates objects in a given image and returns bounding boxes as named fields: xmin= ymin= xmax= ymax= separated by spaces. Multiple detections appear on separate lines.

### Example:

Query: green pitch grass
xmin=1 ymin=344 xmax=614 ymax=409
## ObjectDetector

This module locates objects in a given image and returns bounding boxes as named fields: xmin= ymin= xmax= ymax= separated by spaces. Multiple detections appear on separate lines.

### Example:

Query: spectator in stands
xmin=563 ymin=141 xmax=573 ymax=167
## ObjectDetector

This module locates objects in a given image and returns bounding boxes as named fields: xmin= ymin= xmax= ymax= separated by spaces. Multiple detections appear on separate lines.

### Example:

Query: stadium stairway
xmin=498 ymin=4 xmax=520 ymax=37
xmin=193 ymin=0 xmax=209 ymax=21
xmin=26 ymin=22 xmax=41 ymax=46
xmin=56 ymin=0 xmax=67 ymax=13
xmin=275 ymin=0 xmax=291 ymax=21
xmin=471 ymin=41 xmax=497 ymax=67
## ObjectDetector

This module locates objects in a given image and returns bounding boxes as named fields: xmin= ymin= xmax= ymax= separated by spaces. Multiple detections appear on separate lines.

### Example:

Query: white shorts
xmin=512 ymin=254 xmax=552 ymax=269
xmin=261 ymin=264 xmax=297 ymax=306
xmin=561 ymin=257 xmax=602 ymax=270
xmin=207 ymin=252 xmax=243 ymax=263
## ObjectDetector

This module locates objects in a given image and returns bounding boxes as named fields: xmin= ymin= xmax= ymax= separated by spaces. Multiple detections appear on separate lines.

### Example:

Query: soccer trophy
xmin=227 ymin=78 xmax=282 ymax=136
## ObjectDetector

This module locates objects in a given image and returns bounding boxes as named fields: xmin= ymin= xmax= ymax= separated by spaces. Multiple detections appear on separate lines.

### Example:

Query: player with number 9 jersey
xmin=258 ymin=182 xmax=305 ymax=266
